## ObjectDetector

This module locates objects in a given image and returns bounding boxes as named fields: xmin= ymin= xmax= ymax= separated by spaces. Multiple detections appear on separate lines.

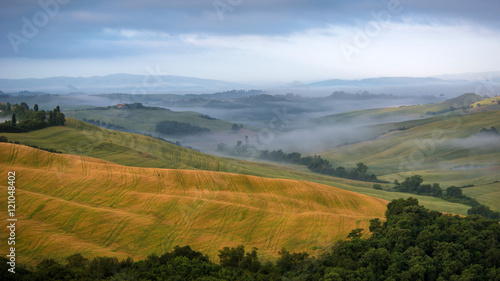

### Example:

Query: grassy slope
xmin=315 ymin=93 xmax=484 ymax=125
xmin=65 ymin=107 xmax=235 ymax=133
xmin=0 ymin=118 xmax=471 ymax=215
xmin=0 ymin=143 xmax=388 ymax=265
xmin=320 ymin=109 xmax=500 ymax=211
xmin=469 ymin=95 xmax=500 ymax=109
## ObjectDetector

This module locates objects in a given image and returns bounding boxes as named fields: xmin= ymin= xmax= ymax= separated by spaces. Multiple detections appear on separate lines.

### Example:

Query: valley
xmin=0 ymin=90 xmax=498 ymax=268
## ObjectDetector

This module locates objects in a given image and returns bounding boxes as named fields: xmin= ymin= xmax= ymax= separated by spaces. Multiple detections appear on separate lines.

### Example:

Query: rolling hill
xmin=469 ymin=95 xmax=500 ymax=112
xmin=319 ymin=109 xmax=500 ymax=211
xmin=65 ymin=104 xmax=237 ymax=134
xmin=314 ymin=93 xmax=485 ymax=125
xmin=0 ymin=118 xmax=472 ymax=216
xmin=0 ymin=143 xmax=388 ymax=265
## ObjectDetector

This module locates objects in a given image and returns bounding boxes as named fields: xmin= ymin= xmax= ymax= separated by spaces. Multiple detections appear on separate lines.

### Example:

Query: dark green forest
xmin=3 ymin=198 xmax=499 ymax=280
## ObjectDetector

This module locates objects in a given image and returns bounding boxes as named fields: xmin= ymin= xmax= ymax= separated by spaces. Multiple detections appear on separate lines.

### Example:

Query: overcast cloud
xmin=1 ymin=0 xmax=499 ymax=82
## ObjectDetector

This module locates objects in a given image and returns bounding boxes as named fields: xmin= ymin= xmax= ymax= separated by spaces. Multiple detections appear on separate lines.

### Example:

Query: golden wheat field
xmin=0 ymin=143 xmax=388 ymax=265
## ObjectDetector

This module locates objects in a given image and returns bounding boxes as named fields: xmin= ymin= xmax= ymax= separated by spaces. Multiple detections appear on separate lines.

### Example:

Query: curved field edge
xmin=0 ymin=118 xmax=471 ymax=215
xmin=0 ymin=143 xmax=388 ymax=265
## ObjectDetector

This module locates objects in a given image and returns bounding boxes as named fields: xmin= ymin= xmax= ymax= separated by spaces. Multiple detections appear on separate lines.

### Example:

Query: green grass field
xmin=65 ymin=106 xmax=236 ymax=133
xmin=315 ymin=93 xmax=485 ymax=125
xmin=320 ymin=109 xmax=500 ymax=211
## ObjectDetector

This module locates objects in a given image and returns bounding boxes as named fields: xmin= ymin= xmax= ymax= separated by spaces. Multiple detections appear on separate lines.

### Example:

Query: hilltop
xmin=0 ymin=143 xmax=388 ymax=265
xmin=65 ymin=103 xmax=238 ymax=135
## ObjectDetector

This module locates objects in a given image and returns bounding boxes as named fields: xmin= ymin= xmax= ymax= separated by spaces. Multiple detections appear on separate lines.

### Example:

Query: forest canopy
xmin=4 ymin=198 xmax=499 ymax=280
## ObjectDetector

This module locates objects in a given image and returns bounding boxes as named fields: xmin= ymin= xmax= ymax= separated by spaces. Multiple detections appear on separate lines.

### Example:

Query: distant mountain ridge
xmin=307 ymin=77 xmax=451 ymax=88
xmin=1 ymin=70 xmax=500 ymax=95
xmin=0 ymin=73 xmax=248 ymax=94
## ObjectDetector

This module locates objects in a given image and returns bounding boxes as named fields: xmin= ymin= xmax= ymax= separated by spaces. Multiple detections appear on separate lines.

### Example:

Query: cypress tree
xmin=49 ymin=111 xmax=54 ymax=125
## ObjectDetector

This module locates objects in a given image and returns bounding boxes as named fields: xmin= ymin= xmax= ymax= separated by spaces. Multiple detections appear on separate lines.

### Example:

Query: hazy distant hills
xmin=303 ymin=72 xmax=500 ymax=96
xmin=1 ymin=71 xmax=499 ymax=95
xmin=306 ymin=77 xmax=449 ymax=87
xmin=306 ymin=71 xmax=500 ymax=88
xmin=0 ymin=73 xmax=248 ymax=94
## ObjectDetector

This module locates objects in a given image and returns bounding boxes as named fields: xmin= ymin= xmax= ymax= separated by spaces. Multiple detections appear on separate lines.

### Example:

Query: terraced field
xmin=0 ymin=143 xmax=388 ymax=265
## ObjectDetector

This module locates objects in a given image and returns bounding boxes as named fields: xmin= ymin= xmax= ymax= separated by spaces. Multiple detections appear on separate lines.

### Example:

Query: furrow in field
xmin=0 ymin=143 xmax=388 ymax=264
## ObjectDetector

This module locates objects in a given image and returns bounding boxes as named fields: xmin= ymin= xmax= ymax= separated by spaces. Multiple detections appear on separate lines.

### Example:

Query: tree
xmin=385 ymin=197 xmax=419 ymax=218
xmin=49 ymin=111 xmax=54 ymax=125
xmin=467 ymin=204 xmax=500 ymax=220
xmin=347 ymin=228 xmax=364 ymax=239
xmin=66 ymin=253 xmax=88 ymax=268
xmin=355 ymin=162 xmax=368 ymax=174
xmin=398 ymin=175 xmax=423 ymax=192
xmin=217 ymin=143 xmax=228 ymax=152
xmin=34 ymin=104 xmax=39 ymax=112
xmin=369 ymin=218 xmax=383 ymax=233
xmin=276 ymin=249 xmax=308 ymax=273
xmin=231 ymin=123 xmax=242 ymax=131
xmin=218 ymin=245 xmax=245 ymax=268
xmin=417 ymin=184 xmax=431 ymax=195
xmin=241 ymin=247 xmax=261 ymax=272
xmin=446 ymin=186 xmax=463 ymax=198
xmin=430 ymin=183 xmax=442 ymax=197
xmin=11 ymin=114 xmax=16 ymax=126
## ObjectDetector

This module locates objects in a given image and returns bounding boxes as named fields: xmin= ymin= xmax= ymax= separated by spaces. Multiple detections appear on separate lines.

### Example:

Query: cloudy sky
xmin=1 ymin=0 xmax=499 ymax=83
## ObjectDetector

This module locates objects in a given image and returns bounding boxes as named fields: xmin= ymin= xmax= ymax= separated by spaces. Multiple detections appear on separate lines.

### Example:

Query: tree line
xmin=81 ymin=118 xmax=127 ymax=131
xmin=0 ymin=136 xmax=62 ymax=154
xmin=217 ymin=143 xmax=382 ymax=182
xmin=394 ymin=175 xmax=500 ymax=220
xmin=2 ymin=198 xmax=499 ymax=280
xmin=0 ymin=103 xmax=65 ymax=133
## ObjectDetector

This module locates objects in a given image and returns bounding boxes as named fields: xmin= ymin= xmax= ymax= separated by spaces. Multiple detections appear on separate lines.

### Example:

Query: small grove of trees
xmin=231 ymin=123 xmax=244 ymax=131
xmin=395 ymin=175 xmax=500 ymax=220
xmin=81 ymin=118 xmax=127 ymax=131
xmin=156 ymin=120 xmax=210 ymax=136
xmin=479 ymin=126 xmax=499 ymax=136
xmin=307 ymin=156 xmax=379 ymax=182
xmin=0 ymin=103 xmax=65 ymax=133
xmin=3 ymin=198 xmax=499 ymax=280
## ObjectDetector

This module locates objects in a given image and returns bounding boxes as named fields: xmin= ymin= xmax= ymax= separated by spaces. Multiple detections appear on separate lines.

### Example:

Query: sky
xmin=1 ymin=0 xmax=500 ymax=83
